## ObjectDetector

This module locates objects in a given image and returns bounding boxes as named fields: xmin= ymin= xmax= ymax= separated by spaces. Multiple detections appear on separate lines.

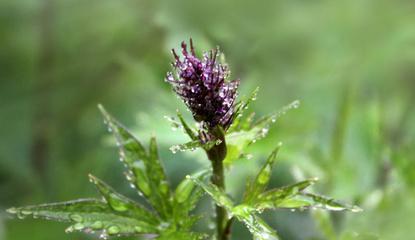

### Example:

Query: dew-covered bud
xmin=165 ymin=39 xmax=239 ymax=131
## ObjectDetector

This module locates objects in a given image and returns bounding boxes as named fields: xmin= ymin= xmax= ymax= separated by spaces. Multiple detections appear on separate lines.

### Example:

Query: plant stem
xmin=206 ymin=127 xmax=230 ymax=240
xmin=211 ymin=157 xmax=227 ymax=239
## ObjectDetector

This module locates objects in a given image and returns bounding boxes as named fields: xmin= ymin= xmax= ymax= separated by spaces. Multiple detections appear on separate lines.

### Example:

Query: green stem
xmin=206 ymin=127 xmax=230 ymax=240
xmin=211 ymin=157 xmax=227 ymax=239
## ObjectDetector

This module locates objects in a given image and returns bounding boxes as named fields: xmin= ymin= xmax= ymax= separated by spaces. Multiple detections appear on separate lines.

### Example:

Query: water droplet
xmin=169 ymin=145 xmax=179 ymax=154
xmin=16 ymin=212 xmax=26 ymax=219
xmin=108 ymin=195 xmax=129 ymax=212
xmin=69 ymin=214 xmax=83 ymax=222
xmin=99 ymin=230 xmax=109 ymax=239
xmin=21 ymin=210 xmax=32 ymax=215
xmin=157 ymin=222 xmax=170 ymax=230
xmin=351 ymin=205 xmax=363 ymax=213
xmin=73 ymin=223 xmax=84 ymax=230
xmin=125 ymin=173 xmax=134 ymax=181
xmin=7 ymin=208 xmax=17 ymax=214
xmin=91 ymin=221 xmax=103 ymax=229
xmin=107 ymin=225 xmax=120 ymax=235
xmin=291 ymin=100 xmax=300 ymax=109
xmin=65 ymin=226 xmax=74 ymax=233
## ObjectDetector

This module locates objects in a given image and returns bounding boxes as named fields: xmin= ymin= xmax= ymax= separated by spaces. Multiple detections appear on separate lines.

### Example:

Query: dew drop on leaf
xmin=107 ymin=225 xmax=120 ymax=235
xmin=134 ymin=226 xmax=142 ymax=232
xmin=108 ymin=194 xmax=129 ymax=212
xmin=7 ymin=208 xmax=17 ymax=214
xmin=69 ymin=214 xmax=83 ymax=222
xmin=73 ymin=223 xmax=84 ymax=230
xmin=21 ymin=210 xmax=32 ymax=215
xmin=91 ymin=221 xmax=103 ymax=229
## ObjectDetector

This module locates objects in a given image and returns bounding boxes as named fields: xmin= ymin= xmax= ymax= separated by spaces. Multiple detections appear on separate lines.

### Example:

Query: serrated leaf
xmin=149 ymin=136 xmax=173 ymax=216
xmin=273 ymin=193 xmax=362 ymax=212
xmin=255 ymin=178 xmax=318 ymax=210
xmin=7 ymin=199 xmax=158 ymax=236
xmin=177 ymin=111 xmax=198 ymax=140
xmin=157 ymin=230 xmax=207 ymax=240
xmin=188 ymin=177 xmax=279 ymax=239
xmin=169 ymin=139 xmax=222 ymax=154
xmin=175 ymin=170 xmax=210 ymax=205
xmin=173 ymin=170 xmax=210 ymax=229
xmin=233 ymin=211 xmax=279 ymax=240
xmin=255 ymin=179 xmax=362 ymax=212
xmin=224 ymin=100 xmax=300 ymax=166
xmin=88 ymin=174 xmax=159 ymax=224
xmin=229 ymin=87 xmax=260 ymax=132
xmin=244 ymin=144 xmax=282 ymax=204
xmin=98 ymin=105 xmax=172 ymax=219
xmin=188 ymin=173 xmax=281 ymax=239
xmin=187 ymin=175 xmax=234 ymax=211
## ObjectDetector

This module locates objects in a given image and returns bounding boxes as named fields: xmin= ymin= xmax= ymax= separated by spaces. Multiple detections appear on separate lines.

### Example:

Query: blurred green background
xmin=1 ymin=0 xmax=414 ymax=239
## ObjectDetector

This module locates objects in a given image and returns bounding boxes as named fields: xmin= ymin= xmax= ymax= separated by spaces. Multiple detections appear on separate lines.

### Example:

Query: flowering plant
xmin=7 ymin=40 xmax=361 ymax=240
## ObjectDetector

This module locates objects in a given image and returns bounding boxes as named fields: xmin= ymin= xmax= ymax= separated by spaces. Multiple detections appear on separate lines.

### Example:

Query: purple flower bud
xmin=166 ymin=39 xmax=239 ymax=130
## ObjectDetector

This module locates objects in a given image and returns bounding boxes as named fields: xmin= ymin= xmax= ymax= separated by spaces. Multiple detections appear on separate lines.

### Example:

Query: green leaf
xmin=244 ymin=144 xmax=282 ymax=204
xmin=169 ymin=139 xmax=222 ymax=154
xmin=175 ymin=169 xmax=210 ymax=205
xmin=275 ymin=193 xmax=362 ymax=212
xmin=149 ymin=136 xmax=173 ymax=215
xmin=98 ymin=104 xmax=172 ymax=219
xmin=187 ymin=175 xmax=234 ymax=211
xmin=256 ymin=181 xmax=362 ymax=212
xmin=173 ymin=170 xmax=210 ymax=229
xmin=190 ymin=177 xmax=280 ymax=239
xmin=177 ymin=111 xmax=198 ymax=140
xmin=157 ymin=230 xmax=207 ymax=240
xmin=7 ymin=199 xmax=158 ymax=236
xmin=224 ymin=100 xmax=300 ymax=166
xmin=229 ymin=87 xmax=260 ymax=132
xmin=88 ymin=174 xmax=159 ymax=224
xmin=232 ymin=210 xmax=279 ymax=240
xmin=255 ymin=178 xmax=319 ymax=210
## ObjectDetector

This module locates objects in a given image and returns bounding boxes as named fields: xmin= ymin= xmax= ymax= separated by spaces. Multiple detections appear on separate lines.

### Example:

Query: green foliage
xmin=224 ymin=87 xmax=300 ymax=167
xmin=7 ymin=199 xmax=158 ymax=236
xmin=189 ymin=139 xmax=360 ymax=240
xmin=7 ymin=106 xmax=207 ymax=239
xmin=7 ymin=94 xmax=362 ymax=240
